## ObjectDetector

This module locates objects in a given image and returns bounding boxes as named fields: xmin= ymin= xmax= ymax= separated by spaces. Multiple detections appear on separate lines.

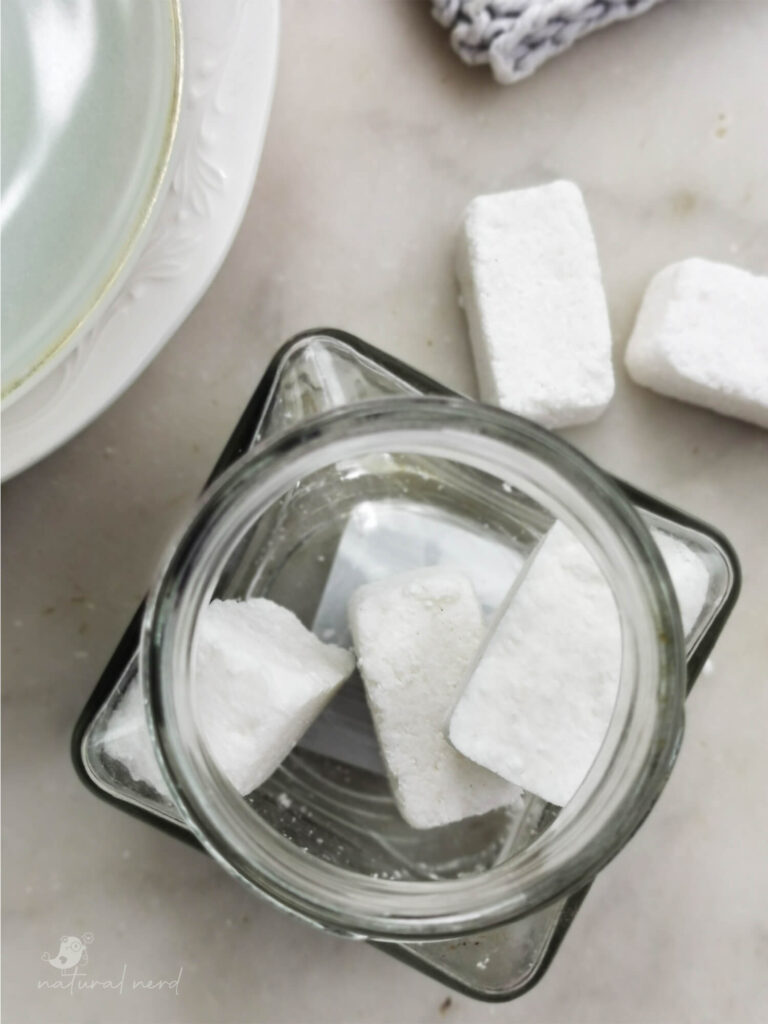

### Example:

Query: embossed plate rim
xmin=1 ymin=0 xmax=183 ymax=405
xmin=1 ymin=0 xmax=280 ymax=481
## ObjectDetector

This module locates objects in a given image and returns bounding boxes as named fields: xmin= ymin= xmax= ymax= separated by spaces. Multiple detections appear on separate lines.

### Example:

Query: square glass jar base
xmin=72 ymin=329 xmax=740 ymax=1000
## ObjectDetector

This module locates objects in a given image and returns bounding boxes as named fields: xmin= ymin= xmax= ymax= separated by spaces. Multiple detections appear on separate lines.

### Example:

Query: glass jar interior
xmin=140 ymin=403 xmax=686 ymax=939
xmin=216 ymin=449 xmax=552 ymax=882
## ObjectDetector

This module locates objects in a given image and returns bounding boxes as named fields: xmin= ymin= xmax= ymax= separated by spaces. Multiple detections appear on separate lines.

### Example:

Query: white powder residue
xmin=651 ymin=529 xmax=710 ymax=636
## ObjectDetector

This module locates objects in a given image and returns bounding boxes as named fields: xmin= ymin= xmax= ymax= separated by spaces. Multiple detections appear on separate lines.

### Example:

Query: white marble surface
xmin=3 ymin=1 xmax=768 ymax=1021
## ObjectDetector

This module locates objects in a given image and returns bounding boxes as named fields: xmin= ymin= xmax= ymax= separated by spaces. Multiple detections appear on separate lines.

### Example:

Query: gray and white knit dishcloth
xmin=432 ymin=0 xmax=668 ymax=84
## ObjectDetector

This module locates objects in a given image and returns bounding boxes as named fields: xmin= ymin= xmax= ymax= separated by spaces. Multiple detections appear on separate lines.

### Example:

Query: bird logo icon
xmin=42 ymin=933 xmax=94 ymax=971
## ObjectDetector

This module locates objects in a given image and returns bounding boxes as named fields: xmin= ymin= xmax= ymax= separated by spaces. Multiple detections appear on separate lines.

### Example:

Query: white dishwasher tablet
xmin=193 ymin=599 xmax=355 ymax=795
xmin=449 ymin=524 xmax=621 ymax=807
xmin=625 ymin=258 xmax=768 ymax=429
xmin=349 ymin=567 xmax=521 ymax=829
xmin=105 ymin=598 xmax=355 ymax=796
xmin=457 ymin=180 xmax=614 ymax=428
xmin=450 ymin=522 xmax=712 ymax=806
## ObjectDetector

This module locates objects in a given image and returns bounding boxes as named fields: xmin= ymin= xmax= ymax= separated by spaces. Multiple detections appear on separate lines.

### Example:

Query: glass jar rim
xmin=141 ymin=396 xmax=686 ymax=940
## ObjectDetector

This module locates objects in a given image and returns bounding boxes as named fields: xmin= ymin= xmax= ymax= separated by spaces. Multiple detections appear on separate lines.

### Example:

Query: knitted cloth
xmin=432 ymin=0 xmax=668 ymax=83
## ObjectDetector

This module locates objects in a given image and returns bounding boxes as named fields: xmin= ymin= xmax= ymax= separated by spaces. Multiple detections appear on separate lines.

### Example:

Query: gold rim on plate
xmin=1 ymin=0 xmax=184 ymax=404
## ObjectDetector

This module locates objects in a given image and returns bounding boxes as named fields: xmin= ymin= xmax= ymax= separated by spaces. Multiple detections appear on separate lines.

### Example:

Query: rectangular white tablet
xmin=449 ymin=523 xmax=711 ymax=807
xmin=349 ymin=567 xmax=521 ymax=828
xmin=625 ymin=258 xmax=768 ymax=429
xmin=457 ymin=180 xmax=614 ymax=428
xmin=449 ymin=524 xmax=619 ymax=806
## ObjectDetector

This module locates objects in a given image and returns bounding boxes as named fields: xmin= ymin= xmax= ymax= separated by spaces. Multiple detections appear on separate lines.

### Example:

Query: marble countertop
xmin=3 ymin=1 xmax=767 ymax=1021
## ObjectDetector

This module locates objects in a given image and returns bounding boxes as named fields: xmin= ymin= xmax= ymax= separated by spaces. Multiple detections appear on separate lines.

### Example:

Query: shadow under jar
xmin=75 ymin=331 xmax=739 ymax=1000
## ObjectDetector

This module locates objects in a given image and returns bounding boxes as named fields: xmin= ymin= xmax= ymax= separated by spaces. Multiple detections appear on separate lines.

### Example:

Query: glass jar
xmin=74 ymin=330 xmax=739 ymax=1000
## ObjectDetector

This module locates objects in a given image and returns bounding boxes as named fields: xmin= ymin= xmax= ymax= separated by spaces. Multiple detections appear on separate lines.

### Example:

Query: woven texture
xmin=432 ymin=0 xmax=668 ymax=83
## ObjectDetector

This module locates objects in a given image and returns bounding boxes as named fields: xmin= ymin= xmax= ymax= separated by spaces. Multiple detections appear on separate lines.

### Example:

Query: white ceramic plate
xmin=1 ymin=0 xmax=182 ymax=403
xmin=1 ymin=0 xmax=280 ymax=480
